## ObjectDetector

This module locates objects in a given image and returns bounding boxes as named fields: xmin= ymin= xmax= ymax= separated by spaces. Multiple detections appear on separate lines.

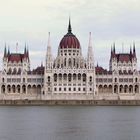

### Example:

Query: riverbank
xmin=0 ymin=99 xmax=140 ymax=106
xmin=0 ymin=93 xmax=139 ymax=105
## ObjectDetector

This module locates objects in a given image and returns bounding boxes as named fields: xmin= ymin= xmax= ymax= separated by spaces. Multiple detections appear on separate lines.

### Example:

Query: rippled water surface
xmin=0 ymin=106 xmax=140 ymax=140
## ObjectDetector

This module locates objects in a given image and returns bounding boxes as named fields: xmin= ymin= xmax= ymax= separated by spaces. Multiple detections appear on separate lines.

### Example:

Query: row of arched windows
xmin=54 ymin=57 xmax=86 ymax=69
xmin=52 ymin=73 xmax=91 ymax=82
xmin=98 ymin=84 xmax=139 ymax=94
xmin=47 ymin=74 xmax=93 ymax=83
xmin=114 ymin=78 xmax=138 ymax=83
xmin=7 ymin=68 xmax=22 ymax=75
xmin=1 ymin=84 xmax=42 ymax=94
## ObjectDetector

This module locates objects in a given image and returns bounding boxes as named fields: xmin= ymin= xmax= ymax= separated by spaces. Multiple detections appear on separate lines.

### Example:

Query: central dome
xmin=59 ymin=19 xmax=80 ymax=49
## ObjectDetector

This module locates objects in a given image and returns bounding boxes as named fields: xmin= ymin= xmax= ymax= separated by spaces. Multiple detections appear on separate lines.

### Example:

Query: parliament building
xmin=0 ymin=19 xmax=139 ymax=99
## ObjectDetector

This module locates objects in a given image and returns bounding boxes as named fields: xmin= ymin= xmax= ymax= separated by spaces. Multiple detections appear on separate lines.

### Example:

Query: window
xmin=78 ymin=88 xmax=81 ymax=91
xmin=90 ymin=88 xmax=92 ymax=91
xmin=7 ymin=78 xmax=11 ymax=82
xmin=83 ymin=88 xmax=85 ymax=91
xmin=73 ymin=88 xmax=76 ymax=91
xmin=54 ymin=88 xmax=57 ymax=91
xmin=78 ymin=74 xmax=81 ymax=80
xmin=108 ymin=79 xmax=112 ymax=82
xmin=83 ymin=74 xmax=86 ymax=82
xmin=124 ymin=78 xmax=128 ymax=82
xmin=73 ymin=58 xmax=75 ymax=67
xmin=23 ymin=78 xmax=25 ymax=83
xmin=119 ymin=78 xmax=123 ymax=82
xmin=48 ymin=76 xmax=50 ymax=82
xmin=2 ymin=78 xmax=4 ymax=83
xmin=69 ymin=88 xmax=71 ymax=91
xmin=54 ymin=74 xmax=57 ymax=82
xmin=129 ymin=78 xmax=133 ymax=82
xmin=89 ymin=76 xmax=92 ymax=82
xmin=68 ymin=74 xmax=71 ymax=82
xmin=115 ymin=78 xmax=117 ymax=82
xmin=59 ymin=88 xmax=61 ymax=91
xmin=64 ymin=88 xmax=66 ymax=91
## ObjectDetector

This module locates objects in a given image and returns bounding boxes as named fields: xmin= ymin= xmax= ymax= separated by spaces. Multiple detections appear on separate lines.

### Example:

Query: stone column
xmin=118 ymin=84 xmax=119 ymax=94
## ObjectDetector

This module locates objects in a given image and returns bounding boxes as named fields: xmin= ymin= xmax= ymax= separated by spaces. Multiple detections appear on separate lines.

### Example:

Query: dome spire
xmin=68 ymin=17 xmax=72 ymax=33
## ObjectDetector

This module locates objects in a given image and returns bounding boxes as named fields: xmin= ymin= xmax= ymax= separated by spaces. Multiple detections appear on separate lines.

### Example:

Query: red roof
xmin=59 ymin=33 xmax=80 ymax=49
xmin=110 ymin=46 xmax=136 ymax=63
xmin=29 ymin=66 xmax=44 ymax=75
xmin=8 ymin=54 xmax=25 ymax=63
xmin=96 ymin=66 xmax=105 ymax=73
xmin=3 ymin=47 xmax=29 ymax=63
xmin=116 ymin=54 xmax=132 ymax=63
xmin=95 ymin=66 xmax=109 ymax=74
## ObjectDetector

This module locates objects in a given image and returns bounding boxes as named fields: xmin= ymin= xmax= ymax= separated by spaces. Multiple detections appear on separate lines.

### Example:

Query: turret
xmin=133 ymin=42 xmax=136 ymax=58
xmin=130 ymin=46 xmax=132 ymax=55
xmin=23 ymin=43 xmax=30 ymax=62
xmin=26 ymin=46 xmax=30 ymax=62
xmin=7 ymin=46 xmax=10 ymax=56
xmin=110 ymin=43 xmax=116 ymax=60
xmin=113 ymin=42 xmax=116 ymax=54
xmin=46 ymin=32 xmax=53 ymax=69
xmin=24 ymin=44 xmax=27 ymax=55
xmin=109 ymin=43 xmax=117 ymax=71
xmin=4 ymin=44 xmax=7 ymax=58
xmin=87 ymin=32 xmax=94 ymax=69
xmin=110 ymin=45 xmax=113 ymax=61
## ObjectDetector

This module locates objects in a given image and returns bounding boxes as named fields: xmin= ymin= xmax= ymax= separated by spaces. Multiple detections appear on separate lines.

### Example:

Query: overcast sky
xmin=0 ymin=0 xmax=140 ymax=69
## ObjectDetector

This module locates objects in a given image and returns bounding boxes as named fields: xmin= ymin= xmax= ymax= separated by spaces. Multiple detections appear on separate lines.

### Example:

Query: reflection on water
xmin=0 ymin=106 xmax=139 ymax=140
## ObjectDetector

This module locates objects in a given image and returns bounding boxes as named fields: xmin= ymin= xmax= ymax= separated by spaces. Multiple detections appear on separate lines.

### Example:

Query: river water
xmin=0 ymin=106 xmax=139 ymax=140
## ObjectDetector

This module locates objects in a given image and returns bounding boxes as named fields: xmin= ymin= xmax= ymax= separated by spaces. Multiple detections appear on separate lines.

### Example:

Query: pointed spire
xmin=68 ymin=17 xmax=72 ymax=33
xmin=24 ymin=43 xmax=27 ymax=54
xmin=130 ymin=45 xmax=132 ymax=55
xmin=46 ymin=32 xmax=53 ymax=69
xmin=4 ymin=43 xmax=7 ymax=58
xmin=8 ymin=46 xmax=10 ymax=56
xmin=133 ymin=42 xmax=135 ymax=52
xmin=113 ymin=42 xmax=116 ymax=53
xmin=47 ymin=32 xmax=51 ymax=47
xmin=87 ymin=32 xmax=94 ymax=69
xmin=133 ymin=42 xmax=136 ymax=58
xmin=16 ymin=42 xmax=18 ymax=53
xmin=88 ymin=32 xmax=92 ymax=47
xmin=97 ymin=62 xmax=99 ymax=67
xmin=41 ymin=61 xmax=43 ymax=67
xmin=111 ymin=45 xmax=113 ymax=54
xmin=27 ymin=45 xmax=29 ymax=60
xmin=110 ymin=45 xmax=113 ymax=60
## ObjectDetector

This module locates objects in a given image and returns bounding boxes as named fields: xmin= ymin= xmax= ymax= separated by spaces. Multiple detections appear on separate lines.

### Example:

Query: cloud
xmin=0 ymin=0 xmax=140 ymax=69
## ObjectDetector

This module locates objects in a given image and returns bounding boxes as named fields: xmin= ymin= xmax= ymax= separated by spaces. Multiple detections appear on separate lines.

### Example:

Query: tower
xmin=46 ymin=32 xmax=53 ymax=69
xmin=87 ymin=32 xmax=94 ymax=69
xmin=132 ymin=42 xmax=137 ymax=71
xmin=44 ymin=32 xmax=53 ymax=95
xmin=86 ymin=32 xmax=96 ymax=95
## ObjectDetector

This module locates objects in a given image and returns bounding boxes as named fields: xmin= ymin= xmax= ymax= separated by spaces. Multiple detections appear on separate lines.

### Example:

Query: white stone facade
xmin=0 ymin=20 xmax=139 ymax=100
